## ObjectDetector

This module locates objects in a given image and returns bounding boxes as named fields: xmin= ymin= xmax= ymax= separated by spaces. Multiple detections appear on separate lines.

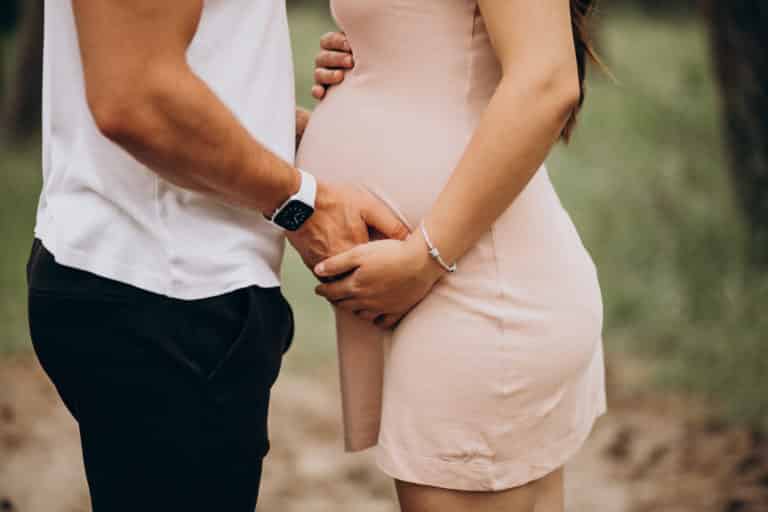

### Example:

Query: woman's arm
xmin=416 ymin=0 xmax=580 ymax=268
xmin=417 ymin=0 xmax=580 ymax=266
xmin=315 ymin=0 xmax=581 ymax=327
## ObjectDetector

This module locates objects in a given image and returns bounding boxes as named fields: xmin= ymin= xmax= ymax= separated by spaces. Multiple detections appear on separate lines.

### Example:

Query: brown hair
xmin=562 ymin=0 xmax=600 ymax=142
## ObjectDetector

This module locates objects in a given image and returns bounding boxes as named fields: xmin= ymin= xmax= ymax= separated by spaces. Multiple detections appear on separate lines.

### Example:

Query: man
xmin=27 ymin=1 xmax=405 ymax=511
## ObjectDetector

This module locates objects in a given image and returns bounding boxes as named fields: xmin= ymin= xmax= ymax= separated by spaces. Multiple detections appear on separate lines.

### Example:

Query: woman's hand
xmin=312 ymin=31 xmax=354 ymax=100
xmin=314 ymin=234 xmax=445 ymax=329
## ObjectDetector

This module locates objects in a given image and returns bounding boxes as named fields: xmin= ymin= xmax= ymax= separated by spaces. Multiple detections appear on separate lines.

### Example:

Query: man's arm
xmin=72 ymin=0 xmax=408 ymax=269
xmin=73 ymin=0 xmax=298 ymax=215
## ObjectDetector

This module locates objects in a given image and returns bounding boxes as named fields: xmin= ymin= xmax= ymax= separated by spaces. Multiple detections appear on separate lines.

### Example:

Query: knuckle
xmin=330 ymin=32 xmax=344 ymax=47
xmin=325 ymin=51 xmax=339 ymax=66
xmin=328 ymin=53 xmax=342 ymax=66
xmin=350 ymin=280 xmax=365 ymax=296
xmin=395 ymin=224 xmax=410 ymax=239
xmin=336 ymin=53 xmax=350 ymax=66
xmin=320 ymin=32 xmax=334 ymax=47
xmin=351 ymin=270 xmax=367 ymax=285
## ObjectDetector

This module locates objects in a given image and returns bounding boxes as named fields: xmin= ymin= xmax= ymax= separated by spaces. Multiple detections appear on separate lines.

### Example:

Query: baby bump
xmin=299 ymin=89 xmax=603 ymax=368
xmin=296 ymin=88 xmax=473 ymax=226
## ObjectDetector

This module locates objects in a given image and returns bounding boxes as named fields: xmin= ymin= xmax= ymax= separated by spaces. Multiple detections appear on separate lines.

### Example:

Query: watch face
xmin=274 ymin=200 xmax=315 ymax=231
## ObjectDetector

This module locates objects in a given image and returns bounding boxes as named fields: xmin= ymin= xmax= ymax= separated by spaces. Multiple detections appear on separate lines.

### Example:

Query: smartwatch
xmin=268 ymin=169 xmax=317 ymax=231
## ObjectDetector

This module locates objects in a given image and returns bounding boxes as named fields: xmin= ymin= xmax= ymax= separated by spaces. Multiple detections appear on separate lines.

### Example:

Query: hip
xmin=27 ymin=239 xmax=295 ymax=387
xmin=34 ymin=200 xmax=285 ymax=299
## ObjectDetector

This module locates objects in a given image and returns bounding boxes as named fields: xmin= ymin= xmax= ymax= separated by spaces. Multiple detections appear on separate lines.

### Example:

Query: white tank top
xmin=36 ymin=0 xmax=295 ymax=300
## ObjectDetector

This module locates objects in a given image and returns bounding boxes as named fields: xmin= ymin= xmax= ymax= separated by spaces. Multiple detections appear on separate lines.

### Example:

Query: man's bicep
xmin=71 ymin=0 xmax=203 ymax=103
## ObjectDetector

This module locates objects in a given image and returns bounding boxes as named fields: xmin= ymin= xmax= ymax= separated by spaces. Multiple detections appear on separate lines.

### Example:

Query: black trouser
xmin=26 ymin=240 xmax=293 ymax=512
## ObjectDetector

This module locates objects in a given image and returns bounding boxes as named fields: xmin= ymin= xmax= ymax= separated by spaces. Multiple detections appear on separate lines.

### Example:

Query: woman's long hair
xmin=562 ymin=0 xmax=600 ymax=142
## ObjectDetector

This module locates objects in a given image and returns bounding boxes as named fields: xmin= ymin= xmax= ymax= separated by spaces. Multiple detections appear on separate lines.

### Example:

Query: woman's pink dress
xmin=295 ymin=0 xmax=606 ymax=491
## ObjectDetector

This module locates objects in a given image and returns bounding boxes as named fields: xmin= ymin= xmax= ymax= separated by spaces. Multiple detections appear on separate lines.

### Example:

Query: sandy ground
xmin=1 ymin=355 xmax=767 ymax=512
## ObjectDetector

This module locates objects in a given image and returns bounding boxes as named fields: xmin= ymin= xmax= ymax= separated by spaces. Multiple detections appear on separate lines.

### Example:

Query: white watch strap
xmin=270 ymin=169 xmax=317 ymax=224
xmin=294 ymin=169 xmax=317 ymax=209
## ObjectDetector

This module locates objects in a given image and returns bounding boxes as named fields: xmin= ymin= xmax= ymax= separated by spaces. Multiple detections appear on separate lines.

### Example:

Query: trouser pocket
xmin=206 ymin=287 xmax=293 ymax=391
xmin=26 ymin=239 xmax=43 ymax=286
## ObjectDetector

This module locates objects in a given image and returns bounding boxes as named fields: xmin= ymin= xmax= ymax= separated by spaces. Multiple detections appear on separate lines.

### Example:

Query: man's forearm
xmin=93 ymin=61 xmax=300 ymax=215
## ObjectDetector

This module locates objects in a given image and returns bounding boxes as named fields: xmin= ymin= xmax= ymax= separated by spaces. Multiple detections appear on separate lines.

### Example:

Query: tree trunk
xmin=0 ymin=0 xmax=21 ymax=111
xmin=0 ymin=1 xmax=20 ymax=34
xmin=704 ymin=2 xmax=768 ymax=265
xmin=1 ymin=0 xmax=43 ymax=145
xmin=0 ymin=42 xmax=6 ymax=109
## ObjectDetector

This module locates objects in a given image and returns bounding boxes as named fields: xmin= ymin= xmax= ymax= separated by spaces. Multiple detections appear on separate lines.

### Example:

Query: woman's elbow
xmin=561 ymin=74 xmax=583 ymax=121
xmin=509 ymin=63 xmax=582 ymax=120
xmin=537 ymin=67 xmax=582 ymax=120
xmin=557 ymin=76 xmax=582 ymax=117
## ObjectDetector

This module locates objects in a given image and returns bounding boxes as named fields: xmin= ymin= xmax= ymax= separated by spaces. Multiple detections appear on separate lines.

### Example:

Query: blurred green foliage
xmin=0 ymin=144 xmax=40 ymax=356
xmin=550 ymin=10 xmax=768 ymax=428
xmin=0 ymin=6 xmax=765 ymax=429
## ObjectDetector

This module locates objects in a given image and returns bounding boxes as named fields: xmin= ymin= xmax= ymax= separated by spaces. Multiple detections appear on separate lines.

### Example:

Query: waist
xmin=35 ymin=190 xmax=285 ymax=299
xmin=27 ymin=238 xmax=284 ymax=303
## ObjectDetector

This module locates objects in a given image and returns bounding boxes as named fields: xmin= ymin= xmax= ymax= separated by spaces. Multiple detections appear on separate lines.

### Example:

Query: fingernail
xmin=315 ymin=263 xmax=325 ymax=275
xmin=345 ymin=56 xmax=353 ymax=66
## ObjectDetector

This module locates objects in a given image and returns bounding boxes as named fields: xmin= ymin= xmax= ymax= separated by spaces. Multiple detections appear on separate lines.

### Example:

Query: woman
xmin=296 ymin=0 xmax=606 ymax=510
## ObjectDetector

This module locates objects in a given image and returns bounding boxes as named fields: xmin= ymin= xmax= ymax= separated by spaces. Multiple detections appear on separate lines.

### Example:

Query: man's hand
xmin=287 ymin=183 xmax=409 ymax=272
xmin=312 ymin=32 xmax=354 ymax=100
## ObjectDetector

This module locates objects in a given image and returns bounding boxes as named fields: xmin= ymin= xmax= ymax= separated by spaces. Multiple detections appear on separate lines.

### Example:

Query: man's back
xmin=38 ymin=0 xmax=295 ymax=299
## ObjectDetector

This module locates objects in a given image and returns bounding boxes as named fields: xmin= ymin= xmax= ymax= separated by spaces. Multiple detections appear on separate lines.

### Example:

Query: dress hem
xmin=373 ymin=403 xmax=607 ymax=492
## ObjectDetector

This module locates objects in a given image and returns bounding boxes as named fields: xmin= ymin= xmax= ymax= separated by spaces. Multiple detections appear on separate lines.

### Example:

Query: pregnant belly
xmin=296 ymin=87 xmax=473 ymax=227
xmin=298 ymin=87 xmax=603 ymax=329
